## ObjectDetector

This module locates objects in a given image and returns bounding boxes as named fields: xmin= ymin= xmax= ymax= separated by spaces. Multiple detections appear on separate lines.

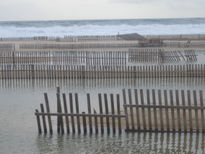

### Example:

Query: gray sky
xmin=0 ymin=0 xmax=204 ymax=21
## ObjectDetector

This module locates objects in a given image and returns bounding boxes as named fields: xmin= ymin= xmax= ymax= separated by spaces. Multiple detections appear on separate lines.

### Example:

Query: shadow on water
xmin=36 ymin=133 xmax=205 ymax=154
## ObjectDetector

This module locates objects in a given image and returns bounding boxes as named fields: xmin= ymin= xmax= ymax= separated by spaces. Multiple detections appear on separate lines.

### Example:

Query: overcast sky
xmin=0 ymin=0 xmax=204 ymax=21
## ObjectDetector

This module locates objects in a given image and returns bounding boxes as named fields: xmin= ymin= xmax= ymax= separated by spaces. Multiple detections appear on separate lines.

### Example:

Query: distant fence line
xmin=35 ymin=88 xmax=205 ymax=135
xmin=1 ymin=34 xmax=205 ymax=42
xmin=0 ymin=63 xmax=205 ymax=79
xmin=0 ymin=49 xmax=197 ymax=66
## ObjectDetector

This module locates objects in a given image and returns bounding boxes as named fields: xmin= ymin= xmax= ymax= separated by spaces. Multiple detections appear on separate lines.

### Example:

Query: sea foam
xmin=0 ymin=21 xmax=205 ymax=38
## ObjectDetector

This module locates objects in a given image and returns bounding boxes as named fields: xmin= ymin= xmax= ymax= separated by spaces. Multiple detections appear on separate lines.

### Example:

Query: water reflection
xmin=36 ymin=133 xmax=205 ymax=154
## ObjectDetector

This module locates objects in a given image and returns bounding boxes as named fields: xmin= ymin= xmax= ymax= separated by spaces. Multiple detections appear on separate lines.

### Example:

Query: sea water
xmin=0 ymin=18 xmax=205 ymax=38
xmin=0 ymin=78 xmax=205 ymax=153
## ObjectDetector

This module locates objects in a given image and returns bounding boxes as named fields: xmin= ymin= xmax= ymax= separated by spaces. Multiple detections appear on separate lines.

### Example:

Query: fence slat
xmin=140 ymin=89 xmax=146 ymax=131
xmin=104 ymin=93 xmax=110 ymax=134
xmin=75 ymin=93 xmax=81 ymax=134
xmin=128 ymin=89 xmax=135 ymax=130
xmin=110 ymin=94 xmax=116 ymax=133
xmin=62 ymin=93 xmax=70 ymax=134
xmin=82 ymin=112 xmax=87 ymax=134
xmin=69 ymin=93 xmax=75 ymax=133
xmin=122 ymin=89 xmax=129 ymax=131
xmin=40 ymin=104 xmax=47 ymax=134
xmin=175 ymin=90 xmax=181 ymax=132
xmin=57 ymin=93 xmax=64 ymax=134
xmin=169 ymin=90 xmax=175 ymax=132
xmin=44 ymin=93 xmax=53 ymax=134
xmin=94 ymin=109 xmax=98 ymax=134
xmin=147 ymin=89 xmax=152 ymax=131
xmin=187 ymin=90 xmax=193 ymax=132
xmin=193 ymin=90 xmax=199 ymax=132
xmin=164 ymin=90 xmax=170 ymax=131
xmin=158 ymin=90 xmax=164 ymax=131
xmin=35 ymin=109 xmax=42 ymax=134
xmin=116 ymin=94 xmax=122 ymax=134
xmin=87 ymin=93 xmax=93 ymax=134
xmin=200 ymin=90 xmax=205 ymax=132
xmin=152 ymin=89 xmax=158 ymax=132
xmin=181 ymin=90 xmax=187 ymax=132
xmin=98 ymin=93 xmax=104 ymax=134
xmin=135 ymin=89 xmax=141 ymax=131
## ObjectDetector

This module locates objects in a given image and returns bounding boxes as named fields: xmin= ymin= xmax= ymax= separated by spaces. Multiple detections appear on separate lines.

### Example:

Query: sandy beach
xmin=0 ymin=34 xmax=205 ymax=52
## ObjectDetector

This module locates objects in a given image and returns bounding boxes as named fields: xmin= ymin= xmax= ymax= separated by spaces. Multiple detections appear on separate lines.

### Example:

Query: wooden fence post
xmin=69 ymin=93 xmax=75 ymax=133
xmin=128 ymin=89 xmax=135 ymax=131
xmin=57 ymin=93 xmax=64 ymax=134
xmin=40 ymin=104 xmax=47 ymax=134
xmin=44 ymin=93 xmax=53 ymax=134
xmin=87 ymin=93 xmax=93 ymax=134
xmin=110 ymin=93 xmax=116 ymax=134
xmin=104 ymin=93 xmax=110 ymax=134
xmin=98 ymin=93 xmax=104 ymax=134
xmin=75 ymin=93 xmax=81 ymax=134
xmin=35 ymin=109 xmax=42 ymax=134
xmin=62 ymin=93 xmax=70 ymax=134
xmin=122 ymin=89 xmax=129 ymax=131
xmin=140 ymin=89 xmax=146 ymax=131
xmin=116 ymin=94 xmax=122 ymax=134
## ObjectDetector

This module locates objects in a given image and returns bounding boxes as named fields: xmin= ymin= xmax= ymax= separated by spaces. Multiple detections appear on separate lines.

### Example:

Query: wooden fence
xmin=0 ymin=49 xmax=197 ymax=66
xmin=35 ymin=87 xmax=125 ymax=134
xmin=123 ymin=89 xmax=205 ymax=133
xmin=1 ymin=63 xmax=205 ymax=79
xmin=35 ymin=88 xmax=205 ymax=135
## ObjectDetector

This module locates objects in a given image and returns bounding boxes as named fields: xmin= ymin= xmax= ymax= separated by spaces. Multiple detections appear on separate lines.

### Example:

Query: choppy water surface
xmin=1 ymin=78 xmax=205 ymax=153
xmin=0 ymin=18 xmax=205 ymax=37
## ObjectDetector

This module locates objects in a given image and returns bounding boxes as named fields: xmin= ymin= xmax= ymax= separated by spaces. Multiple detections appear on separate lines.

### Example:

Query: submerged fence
xmin=0 ymin=49 xmax=197 ymax=65
xmin=35 ymin=88 xmax=205 ymax=135
xmin=0 ymin=49 xmax=200 ymax=79
xmin=1 ymin=64 xmax=205 ymax=79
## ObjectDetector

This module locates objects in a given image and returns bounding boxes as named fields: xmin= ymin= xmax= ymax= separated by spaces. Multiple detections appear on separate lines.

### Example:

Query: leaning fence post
xmin=75 ymin=93 xmax=81 ymax=134
xmin=44 ymin=93 xmax=53 ymax=134
xmin=69 ymin=93 xmax=75 ymax=133
xmin=63 ymin=93 xmax=70 ymax=134
xmin=135 ymin=89 xmax=140 ymax=131
xmin=87 ymin=93 xmax=93 ymax=134
xmin=98 ymin=93 xmax=104 ymax=134
xmin=104 ymin=93 xmax=110 ymax=134
xmin=122 ymin=89 xmax=129 ymax=131
xmin=35 ymin=109 xmax=42 ymax=134
xmin=40 ymin=104 xmax=47 ymax=134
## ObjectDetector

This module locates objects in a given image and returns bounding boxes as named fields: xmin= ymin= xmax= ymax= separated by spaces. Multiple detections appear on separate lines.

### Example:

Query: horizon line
xmin=0 ymin=17 xmax=205 ymax=22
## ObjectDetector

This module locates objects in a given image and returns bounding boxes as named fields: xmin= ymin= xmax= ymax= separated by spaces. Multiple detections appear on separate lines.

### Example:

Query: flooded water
xmin=1 ymin=78 xmax=205 ymax=153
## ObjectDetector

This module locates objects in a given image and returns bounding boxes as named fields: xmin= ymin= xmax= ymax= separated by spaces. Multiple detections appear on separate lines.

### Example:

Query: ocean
xmin=0 ymin=18 xmax=205 ymax=38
